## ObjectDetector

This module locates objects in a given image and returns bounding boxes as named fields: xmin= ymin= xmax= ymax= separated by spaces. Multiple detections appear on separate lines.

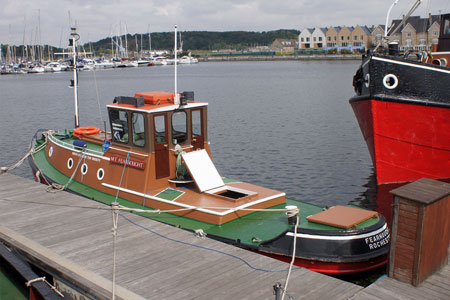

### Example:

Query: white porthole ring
xmin=81 ymin=163 xmax=88 ymax=175
xmin=97 ymin=168 xmax=105 ymax=180
xmin=383 ymin=74 xmax=398 ymax=89
xmin=67 ymin=158 xmax=74 ymax=169
xmin=365 ymin=73 xmax=370 ymax=88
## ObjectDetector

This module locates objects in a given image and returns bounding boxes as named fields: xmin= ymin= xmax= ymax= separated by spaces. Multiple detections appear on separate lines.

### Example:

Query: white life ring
xmin=383 ymin=74 xmax=398 ymax=89
xmin=365 ymin=73 xmax=370 ymax=88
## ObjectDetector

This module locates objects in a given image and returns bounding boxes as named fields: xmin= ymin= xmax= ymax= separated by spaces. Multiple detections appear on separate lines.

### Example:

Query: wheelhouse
xmin=106 ymin=91 xmax=209 ymax=180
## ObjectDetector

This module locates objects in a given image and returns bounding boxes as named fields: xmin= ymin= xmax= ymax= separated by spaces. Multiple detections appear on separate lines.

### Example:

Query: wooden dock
xmin=0 ymin=173 xmax=362 ymax=299
xmin=349 ymin=263 xmax=450 ymax=300
xmin=0 ymin=173 xmax=449 ymax=300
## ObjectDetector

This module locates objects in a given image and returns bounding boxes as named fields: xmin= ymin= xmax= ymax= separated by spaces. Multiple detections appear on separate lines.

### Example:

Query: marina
xmin=2 ymin=4 xmax=450 ymax=297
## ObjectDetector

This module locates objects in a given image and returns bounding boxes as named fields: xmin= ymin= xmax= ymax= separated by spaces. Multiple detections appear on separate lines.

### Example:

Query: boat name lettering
xmin=365 ymin=228 xmax=390 ymax=250
xmin=71 ymin=152 xmax=101 ymax=162
xmin=110 ymin=155 xmax=145 ymax=169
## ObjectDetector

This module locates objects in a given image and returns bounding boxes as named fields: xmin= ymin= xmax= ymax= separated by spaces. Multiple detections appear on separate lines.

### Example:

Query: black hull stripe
xmin=349 ymin=95 xmax=450 ymax=109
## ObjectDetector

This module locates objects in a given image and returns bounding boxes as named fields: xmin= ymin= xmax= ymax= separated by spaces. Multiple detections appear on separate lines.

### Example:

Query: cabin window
xmin=154 ymin=115 xmax=166 ymax=144
xmin=172 ymin=111 xmax=187 ymax=145
xmin=192 ymin=110 xmax=202 ymax=138
xmin=132 ymin=113 xmax=145 ymax=147
xmin=110 ymin=110 xmax=129 ymax=143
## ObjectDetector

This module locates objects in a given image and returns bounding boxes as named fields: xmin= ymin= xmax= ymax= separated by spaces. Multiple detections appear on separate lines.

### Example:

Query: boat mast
xmin=70 ymin=27 xmax=80 ymax=128
xmin=147 ymin=24 xmax=151 ymax=56
xmin=174 ymin=25 xmax=179 ymax=105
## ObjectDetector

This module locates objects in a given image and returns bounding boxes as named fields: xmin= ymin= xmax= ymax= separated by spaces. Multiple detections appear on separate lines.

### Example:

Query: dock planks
xmin=1 ymin=173 xmax=449 ymax=299
xmin=0 ymin=173 xmax=362 ymax=299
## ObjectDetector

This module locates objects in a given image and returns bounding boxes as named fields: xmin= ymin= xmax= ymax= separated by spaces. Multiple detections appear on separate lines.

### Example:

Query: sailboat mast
xmin=70 ymin=27 xmax=80 ymax=128
xmin=174 ymin=25 xmax=179 ymax=105
xmin=147 ymin=24 xmax=151 ymax=55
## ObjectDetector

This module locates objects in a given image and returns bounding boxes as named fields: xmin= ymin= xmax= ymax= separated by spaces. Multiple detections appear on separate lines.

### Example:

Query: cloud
xmin=1 ymin=0 xmax=449 ymax=46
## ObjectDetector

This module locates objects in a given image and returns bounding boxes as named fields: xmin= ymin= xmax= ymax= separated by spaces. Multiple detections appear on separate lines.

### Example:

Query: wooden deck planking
xmin=2 ymin=173 xmax=448 ymax=299
xmin=0 ymin=173 xmax=365 ymax=299
xmin=349 ymin=260 xmax=450 ymax=300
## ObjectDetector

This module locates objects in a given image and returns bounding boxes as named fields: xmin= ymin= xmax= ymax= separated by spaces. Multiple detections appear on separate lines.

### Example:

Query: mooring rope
xmin=111 ymin=202 xmax=119 ymax=300
xmin=47 ymin=147 xmax=87 ymax=193
xmin=119 ymin=213 xmax=302 ymax=274
xmin=282 ymin=206 xmax=300 ymax=300
xmin=114 ymin=151 xmax=130 ymax=203
xmin=0 ymin=138 xmax=46 ymax=175
xmin=25 ymin=276 xmax=64 ymax=297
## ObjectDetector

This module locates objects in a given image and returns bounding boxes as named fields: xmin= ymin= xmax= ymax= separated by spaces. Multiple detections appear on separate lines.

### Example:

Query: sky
xmin=1 ymin=0 xmax=449 ymax=47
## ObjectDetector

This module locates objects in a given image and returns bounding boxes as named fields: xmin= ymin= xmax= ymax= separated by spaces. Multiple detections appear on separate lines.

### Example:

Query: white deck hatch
xmin=181 ymin=150 xmax=225 ymax=192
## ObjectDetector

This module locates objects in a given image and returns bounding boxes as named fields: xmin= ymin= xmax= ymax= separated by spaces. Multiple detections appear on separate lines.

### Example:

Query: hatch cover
xmin=181 ymin=150 xmax=224 ymax=192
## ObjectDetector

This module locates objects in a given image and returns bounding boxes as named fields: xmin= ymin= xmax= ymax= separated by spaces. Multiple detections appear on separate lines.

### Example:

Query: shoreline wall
xmin=198 ymin=54 xmax=361 ymax=62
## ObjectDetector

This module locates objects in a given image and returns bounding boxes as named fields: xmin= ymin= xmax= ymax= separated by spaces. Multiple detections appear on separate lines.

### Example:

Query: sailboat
xmin=29 ymin=27 xmax=390 ymax=275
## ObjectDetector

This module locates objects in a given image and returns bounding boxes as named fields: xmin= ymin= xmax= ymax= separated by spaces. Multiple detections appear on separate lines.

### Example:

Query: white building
xmin=311 ymin=27 xmax=328 ymax=48
xmin=298 ymin=28 xmax=314 ymax=49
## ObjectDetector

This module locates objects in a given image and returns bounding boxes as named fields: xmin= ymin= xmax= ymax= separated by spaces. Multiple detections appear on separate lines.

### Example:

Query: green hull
xmin=30 ymin=135 xmax=381 ymax=247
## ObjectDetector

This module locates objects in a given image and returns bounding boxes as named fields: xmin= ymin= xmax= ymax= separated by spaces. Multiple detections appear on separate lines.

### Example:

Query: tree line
xmin=92 ymin=29 xmax=300 ymax=54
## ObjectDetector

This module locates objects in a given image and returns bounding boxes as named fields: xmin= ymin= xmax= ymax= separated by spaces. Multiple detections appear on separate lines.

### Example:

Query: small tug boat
xmin=29 ymin=28 xmax=389 ymax=275
xmin=350 ymin=4 xmax=450 ymax=185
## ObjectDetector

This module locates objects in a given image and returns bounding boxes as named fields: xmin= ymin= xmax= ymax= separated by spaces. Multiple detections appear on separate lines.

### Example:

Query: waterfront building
xmin=271 ymin=38 xmax=298 ymax=51
xmin=311 ymin=27 xmax=328 ymax=48
xmin=325 ymin=26 xmax=341 ymax=48
xmin=298 ymin=28 xmax=314 ymax=48
xmin=352 ymin=25 xmax=371 ymax=49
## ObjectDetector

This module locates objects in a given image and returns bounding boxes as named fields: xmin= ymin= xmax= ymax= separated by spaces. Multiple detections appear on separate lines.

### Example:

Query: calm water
xmin=0 ymin=60 xmax=378 ymax=209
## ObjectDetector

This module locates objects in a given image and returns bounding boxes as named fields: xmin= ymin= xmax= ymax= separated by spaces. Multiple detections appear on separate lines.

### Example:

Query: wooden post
xmin=389 ymin=178 xmax=450 ymax=286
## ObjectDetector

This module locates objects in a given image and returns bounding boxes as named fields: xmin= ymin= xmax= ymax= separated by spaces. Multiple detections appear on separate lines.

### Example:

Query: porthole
xmin=67 ymin=158 xmax=74 ymax=169
xmin=383 ymin=74 xmax=398 ymax=89
xmin=49 ymin=146 xmax=53 ymax=157
xmin=81 ymin=163 xmax=88 ymax=175
xmin=97 ymin=168 xmax=105 ymax=180
xmin=364 ymin=73 xmax=370 ymax=88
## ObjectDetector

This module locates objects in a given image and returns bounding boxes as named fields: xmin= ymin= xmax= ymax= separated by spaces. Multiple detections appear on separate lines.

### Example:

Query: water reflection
xmin=353 ymin=169 xmax=450 ymax=228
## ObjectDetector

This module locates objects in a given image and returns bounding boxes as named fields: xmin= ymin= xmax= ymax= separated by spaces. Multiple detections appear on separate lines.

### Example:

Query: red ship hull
xmin=351 ymin=99 xmax=450 ymax=184
xmin=259 ymin=252 xmax=388 ymax=275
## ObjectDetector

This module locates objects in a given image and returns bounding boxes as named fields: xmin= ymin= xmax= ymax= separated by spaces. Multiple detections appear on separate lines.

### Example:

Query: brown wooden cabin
xmin=104 ymin=91 xmax=210 ymax=186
